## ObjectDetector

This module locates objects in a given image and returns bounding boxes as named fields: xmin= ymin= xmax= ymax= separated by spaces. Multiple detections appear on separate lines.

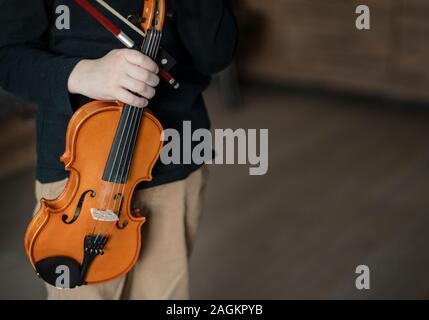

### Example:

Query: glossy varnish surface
xmin=24 ymin=100 xmax=163 ymax=284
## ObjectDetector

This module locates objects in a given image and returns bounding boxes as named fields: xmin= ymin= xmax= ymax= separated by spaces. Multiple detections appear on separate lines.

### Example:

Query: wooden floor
xmin=1 ymin=86 xmax=429 ymax=299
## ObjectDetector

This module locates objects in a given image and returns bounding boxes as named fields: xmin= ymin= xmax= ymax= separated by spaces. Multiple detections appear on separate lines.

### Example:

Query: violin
xmin=24 ymin=0 xmax=165 ymax=288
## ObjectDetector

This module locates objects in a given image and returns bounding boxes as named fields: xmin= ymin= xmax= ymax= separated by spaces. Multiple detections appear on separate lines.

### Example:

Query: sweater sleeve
xmin=0 ymin=0 xmax=81 ymax=115
xmin=171 ymin=0 xmax=238 ymax=75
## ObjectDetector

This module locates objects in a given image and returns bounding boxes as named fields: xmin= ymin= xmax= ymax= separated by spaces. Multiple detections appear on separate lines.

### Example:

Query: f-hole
xmin=114 ymin=193 xmax=128 ymax=229
xmin=62 ymin=190 xmax=96 ymax=224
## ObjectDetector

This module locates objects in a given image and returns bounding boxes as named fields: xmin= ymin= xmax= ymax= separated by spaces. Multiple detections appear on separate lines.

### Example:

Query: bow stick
xmin=95 ymin=0 xmax=146 ymax=38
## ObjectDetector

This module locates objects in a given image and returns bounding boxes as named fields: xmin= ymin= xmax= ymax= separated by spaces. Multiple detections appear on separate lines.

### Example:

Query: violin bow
xmin=74 ymin=0 xmax=179 ymax=89
xmin=94 ymin=0 xmax=146 ymax=38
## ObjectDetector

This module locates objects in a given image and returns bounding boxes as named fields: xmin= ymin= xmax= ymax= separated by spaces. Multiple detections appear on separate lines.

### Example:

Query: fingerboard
xmin=102 ymin=29 xmax=161 ymax=184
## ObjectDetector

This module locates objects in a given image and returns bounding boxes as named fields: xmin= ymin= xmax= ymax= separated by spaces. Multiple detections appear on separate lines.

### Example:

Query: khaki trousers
xmin=33 ymin=166 xmax=208 ymax=300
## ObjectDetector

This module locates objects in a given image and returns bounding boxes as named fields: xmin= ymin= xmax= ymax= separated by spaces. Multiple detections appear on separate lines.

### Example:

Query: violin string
xmin=103 ymin=32 xmax=156 ymax=228
xmin=99 ymin=33 xmax=157 ymax=229
xmin=116 ymin=107 xmax=145 ymax=202
xmin=147 ymin=30 xmax=157 ymax=58
xmin=102 ymin=107 xmax=132 ymax=205
xmin=103 ymin=30 xmax=161 ymax=238
xmin=152 ymin=31 xmax=162 ymax=58
xmin=104 ymin=107 xmax=144 ymax=237
xmin=106 ymin=31 xmax=153 ymax=218
xmin=107 ymin=29 xmax=157 ymax=215
xmin=105 ymin=32 xmax=158 ymax=231
xmin=99 ymin=105 xmax=138 ymax=238
xmin=102 ymin=105 xmax=143 ymax=237
xmin=92 ymin=107 xmax=130 ymax=238
xmin=97 ymin=30 xmax=153 ymax=238
xmin=92 ymin=105 xmax=133 ymax=237
xmin=107 ymin=106 xmax=139 ymax=214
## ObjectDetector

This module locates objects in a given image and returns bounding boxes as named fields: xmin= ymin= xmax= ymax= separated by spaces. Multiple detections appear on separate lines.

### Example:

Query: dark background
xmin=1 ymin=0 xmax=429 ymax=299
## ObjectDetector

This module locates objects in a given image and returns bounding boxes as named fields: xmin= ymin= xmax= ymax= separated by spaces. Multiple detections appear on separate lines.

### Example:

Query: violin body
xmin=24 ymin=101 xmax=163 ymax=286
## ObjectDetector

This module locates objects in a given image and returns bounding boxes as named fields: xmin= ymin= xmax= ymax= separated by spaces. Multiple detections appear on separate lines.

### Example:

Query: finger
xmin=116 ymin=88 xmax=148 ymax=108
xmin=123 ymin=50 xmax=159 ymax=73
xmin=126 ymin=64 xmax=160 ymax=87
xmin=121 ymin=77 xmax=156 ymax=100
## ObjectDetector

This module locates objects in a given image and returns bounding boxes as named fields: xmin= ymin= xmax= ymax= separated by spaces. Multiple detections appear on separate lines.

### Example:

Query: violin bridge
xmin=90 ymin=208 xmax=119 ymax=222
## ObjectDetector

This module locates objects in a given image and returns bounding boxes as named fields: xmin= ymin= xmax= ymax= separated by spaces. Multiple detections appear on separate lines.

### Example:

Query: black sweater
xmin=0 ymin=0 xmax=237 ymax=187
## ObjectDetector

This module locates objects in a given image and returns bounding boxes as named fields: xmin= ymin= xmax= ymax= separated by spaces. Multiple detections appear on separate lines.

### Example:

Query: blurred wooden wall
xmin=239 ymin=0 xmax=429 ymax=102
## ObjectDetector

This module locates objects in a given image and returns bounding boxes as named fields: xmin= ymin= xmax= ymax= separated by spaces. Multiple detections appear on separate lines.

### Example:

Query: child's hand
xmin=68 ymin=49 xmax=160 ymax=108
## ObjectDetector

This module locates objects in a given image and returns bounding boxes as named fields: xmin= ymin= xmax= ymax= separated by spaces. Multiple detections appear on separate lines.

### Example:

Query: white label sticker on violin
xmin=90 ymin=208 xmax=119 ymax=222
